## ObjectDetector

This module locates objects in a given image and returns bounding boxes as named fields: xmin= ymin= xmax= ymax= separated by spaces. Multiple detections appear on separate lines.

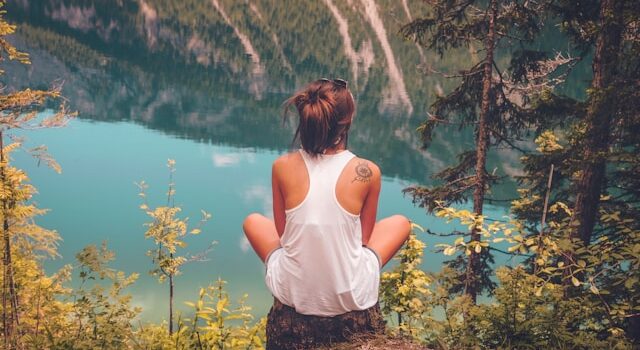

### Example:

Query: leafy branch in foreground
xmin=431 ymin=202 xmax=638 ymax=345
xmin=379 ymin=201 xmax=636 ymax=348
xmin=137 ymin=159 xmax=215 ymax=335
xmin=380 ymin=222 xmax=431 ymax=338
xmin=0 ymin=2 xmax=75 ymax=346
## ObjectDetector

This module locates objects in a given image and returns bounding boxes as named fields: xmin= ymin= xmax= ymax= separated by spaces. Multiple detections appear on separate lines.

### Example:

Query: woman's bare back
xmin=272 ymin=150 xmax=381 ymax=244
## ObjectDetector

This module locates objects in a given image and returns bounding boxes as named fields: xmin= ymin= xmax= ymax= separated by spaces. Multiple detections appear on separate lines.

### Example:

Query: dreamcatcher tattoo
xmin=352 ymin=161 xmax=373 ymax=183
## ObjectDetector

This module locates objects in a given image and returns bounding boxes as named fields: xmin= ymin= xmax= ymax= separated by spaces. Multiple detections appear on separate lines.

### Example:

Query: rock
xmin=317 ymin=334 xmax=431 ymax=350
xmin=266 ymin=298 xmax=386 ymax=350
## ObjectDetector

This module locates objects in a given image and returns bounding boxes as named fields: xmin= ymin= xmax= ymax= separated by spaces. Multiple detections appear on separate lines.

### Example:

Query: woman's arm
xmin=272 ymin=160 xmax=286 ymax=237
xmin=359 ymin=161 xmax=381 ymax=246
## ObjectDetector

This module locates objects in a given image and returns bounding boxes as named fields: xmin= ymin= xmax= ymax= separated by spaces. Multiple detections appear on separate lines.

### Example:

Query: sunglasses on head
xmin=319 ymin=78 xmax=348 ymax=88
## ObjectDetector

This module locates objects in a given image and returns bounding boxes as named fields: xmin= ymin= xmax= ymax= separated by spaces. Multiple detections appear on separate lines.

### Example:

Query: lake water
xmin=4 ymin=0 xmax=518 ymax=321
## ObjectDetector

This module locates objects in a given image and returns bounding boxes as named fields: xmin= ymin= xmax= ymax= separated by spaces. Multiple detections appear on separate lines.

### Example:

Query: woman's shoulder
xmin=347 ymin=155 xmax=381 ymax=182
xmin=272 ymin=151 xmax=303 ymax=172
xmin=352 ymin=155 xmax=380 ymax=172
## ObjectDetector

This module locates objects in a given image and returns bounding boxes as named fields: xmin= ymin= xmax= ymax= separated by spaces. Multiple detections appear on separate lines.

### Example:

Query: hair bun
xmin=283 ymin=79 xmax=355 ymax=156
xmin=308 ymin=86 xmax=325 ymax=104
xmin=308 ymin=91 xmax=318 ymax=104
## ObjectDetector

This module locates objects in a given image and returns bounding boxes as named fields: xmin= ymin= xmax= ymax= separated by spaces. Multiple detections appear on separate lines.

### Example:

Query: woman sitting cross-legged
xmin=243 ymin=78 xmax=411 ymax=317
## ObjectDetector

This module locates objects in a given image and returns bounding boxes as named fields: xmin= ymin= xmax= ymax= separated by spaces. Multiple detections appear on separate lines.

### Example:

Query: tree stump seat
xmin=266 ymin=298 xmax=386 ymax=350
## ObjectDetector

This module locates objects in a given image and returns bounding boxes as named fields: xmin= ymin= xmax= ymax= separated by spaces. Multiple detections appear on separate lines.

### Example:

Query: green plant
xmin=137 ymin=159 xmax=214 ymax=334
xmin=380 ymin=223 xmax=431 ymax=338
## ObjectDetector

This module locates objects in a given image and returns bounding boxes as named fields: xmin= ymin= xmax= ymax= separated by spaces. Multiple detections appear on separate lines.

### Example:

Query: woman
xmin=243 ymin=78 xmax=411 ymax=317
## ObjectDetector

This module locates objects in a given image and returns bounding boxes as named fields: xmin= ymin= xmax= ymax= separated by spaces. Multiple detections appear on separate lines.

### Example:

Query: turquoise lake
xmin=3 ymin=0 xmax=521 ymax=321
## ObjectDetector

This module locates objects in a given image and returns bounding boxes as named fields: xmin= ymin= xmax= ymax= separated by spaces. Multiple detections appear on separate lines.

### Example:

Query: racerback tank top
xmin=264 ymin=149 xmax=380 ymax=316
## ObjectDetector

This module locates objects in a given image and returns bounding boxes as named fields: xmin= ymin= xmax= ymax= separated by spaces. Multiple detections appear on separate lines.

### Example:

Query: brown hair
xmin=283 ymin=79 xmax=355 ymax=156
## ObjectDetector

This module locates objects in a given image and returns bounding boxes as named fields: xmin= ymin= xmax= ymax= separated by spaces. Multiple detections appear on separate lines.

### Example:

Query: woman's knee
xmin=243 ymin=212 xmax=265 ymax=234
xmin=391 ymin=214 xmax=411 ymax=239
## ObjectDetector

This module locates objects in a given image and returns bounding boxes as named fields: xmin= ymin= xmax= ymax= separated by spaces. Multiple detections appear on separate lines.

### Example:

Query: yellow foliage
xmin=535 ymin=130 xmax=564 ymax=153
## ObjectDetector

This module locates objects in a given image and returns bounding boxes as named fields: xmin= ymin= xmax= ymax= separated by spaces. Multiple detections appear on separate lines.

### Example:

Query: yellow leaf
xmin=253 ymin=335 xmax=263 ymax=346
xmin=474 ymin=244 xmax=481 ymax=253
xmin=216 ymin=298 xmax=228 ymax=314
xmin=571 ymin=277 xmax=580 ymax=287
xmin=443 ymin=246 xmax=456 ymax=256
xmin=410 ymin=222 xmax=424 ymax=232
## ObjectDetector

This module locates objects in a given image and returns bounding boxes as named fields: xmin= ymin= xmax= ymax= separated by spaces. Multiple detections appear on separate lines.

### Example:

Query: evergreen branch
xmin=443 ymin=174 xmax=477 ymax=188
xmin=425 ymin=228 xmax=468 ymax=237
xmin=495 ymin=30 xmax=525 ymax=41
xmin=483 ymin=217 xmax=509 ymax=223
xmin=487 ymin=125 xmax=529 ymax=153
xmin=488 ymin=246 xmax=530 ymax=257
xmin=419 ymin=64 xmax=484 ymax=79
xmin=484 ymin=197 xmax=518 ymax=203
xmin=426 ymin=113 xmax=466 ymax=126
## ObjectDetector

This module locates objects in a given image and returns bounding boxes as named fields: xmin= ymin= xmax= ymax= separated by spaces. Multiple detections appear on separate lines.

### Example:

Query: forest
xmin=1 ymin=0 xmax=639 ymax=349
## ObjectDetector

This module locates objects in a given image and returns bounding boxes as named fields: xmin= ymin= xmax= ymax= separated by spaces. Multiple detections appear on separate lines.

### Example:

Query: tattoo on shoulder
xmin=352 ymin=161 xmax=373 ymax=183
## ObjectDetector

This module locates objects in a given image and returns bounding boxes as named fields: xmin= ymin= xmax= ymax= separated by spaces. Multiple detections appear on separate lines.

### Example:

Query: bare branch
xmin=501 ymin=52 xmax=580 ymax=106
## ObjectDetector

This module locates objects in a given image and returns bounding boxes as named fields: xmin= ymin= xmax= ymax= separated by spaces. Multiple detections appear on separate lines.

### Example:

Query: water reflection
xmin=3 ymin=0 xmax=528 ymax=191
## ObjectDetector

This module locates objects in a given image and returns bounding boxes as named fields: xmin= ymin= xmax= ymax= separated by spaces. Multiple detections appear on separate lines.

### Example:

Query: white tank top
xmin=265 ymin=149 xmax=380 ymax=316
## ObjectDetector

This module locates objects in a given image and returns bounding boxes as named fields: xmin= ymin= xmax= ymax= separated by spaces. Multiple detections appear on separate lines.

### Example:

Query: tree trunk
xmin=266 ymin=299 xmax=385 ymax=350
xmin=570 ymin=0 xmax=623 ymax=247
xmin=0 ymin=131 xmax=19 ymax=349
xmin=466 ymin=0 xmax=497 ymax=305
xmin=1 ymin=129 xmax=8 ymax=348
xmin=169 ymin=273 xmax=174 ymax=335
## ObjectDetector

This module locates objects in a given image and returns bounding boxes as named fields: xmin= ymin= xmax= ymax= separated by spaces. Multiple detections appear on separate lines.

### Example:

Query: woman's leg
xmin=366 ymin=215 xmax=411 ymax=267
xmin=243 ymin=213 xmax=281 ymax=263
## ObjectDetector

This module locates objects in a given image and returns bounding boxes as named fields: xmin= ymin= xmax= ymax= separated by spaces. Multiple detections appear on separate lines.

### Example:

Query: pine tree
xmin=401 ymin=0 xmax=551 ymax=303
xmin=511 ymin=0 xmax=640 ymax=341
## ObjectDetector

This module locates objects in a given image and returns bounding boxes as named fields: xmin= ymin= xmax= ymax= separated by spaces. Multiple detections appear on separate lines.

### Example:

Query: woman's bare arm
xmin=358 ymin=161 xmax=381 ymax=246
xmin=272 ymin=160 xmax=286 ymax=237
